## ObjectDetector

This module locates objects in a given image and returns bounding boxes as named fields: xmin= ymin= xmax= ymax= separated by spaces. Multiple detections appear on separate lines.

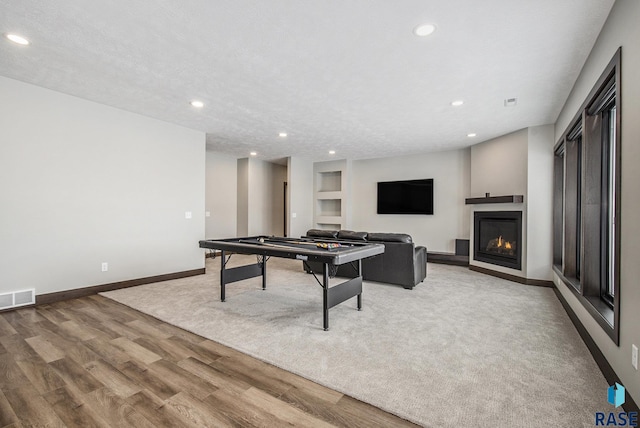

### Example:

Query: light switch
xmin=292 ymin=212 xmax=297 ymax=218
xmin=205 ymin=211 xmax=211 ymax=217
xmin=185 ymin=211 xmax=192 ymax=219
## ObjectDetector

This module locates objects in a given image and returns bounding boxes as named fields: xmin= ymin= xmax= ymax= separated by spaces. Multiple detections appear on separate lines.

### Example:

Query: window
xmin=553 ymin=48 xmax=621 ymax=344
xmin=600 ymin=104 xmax=616 ymax=305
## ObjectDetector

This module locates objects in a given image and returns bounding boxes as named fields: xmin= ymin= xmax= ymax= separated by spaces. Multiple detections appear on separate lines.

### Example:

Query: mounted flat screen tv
xmin=377 ymin=178 xmax=434 ymax=215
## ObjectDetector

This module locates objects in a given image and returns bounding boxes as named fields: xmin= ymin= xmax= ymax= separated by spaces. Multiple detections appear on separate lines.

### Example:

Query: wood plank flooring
xmin=0 ymin=296 xmax=418 ymax=427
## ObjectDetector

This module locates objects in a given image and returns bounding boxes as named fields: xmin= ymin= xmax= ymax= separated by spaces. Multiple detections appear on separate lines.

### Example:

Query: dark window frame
xmin=553 ymin=48 xmax=621 ymax=345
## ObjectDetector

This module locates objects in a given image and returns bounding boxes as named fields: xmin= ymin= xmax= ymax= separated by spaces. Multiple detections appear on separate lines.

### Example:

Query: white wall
xmin=0 ymin=76 xmax=205 ymax=296
xmin=236 ymin=158 xmax=249 ymax=236
xmin=350 ymin=149 xmax=471 ymax=252
xmin=553 ymin=0 xmax=640 ymax=402
xmin=287 ymin=157 xmax=314 ymax=238
xmin=205 ymin=151 xmax=237 ymax=239
xmin=526 ymin=125 xmax=554 ymax=281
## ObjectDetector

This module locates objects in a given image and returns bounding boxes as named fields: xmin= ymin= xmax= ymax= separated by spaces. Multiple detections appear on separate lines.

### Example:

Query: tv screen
xmin=377 ymin=179 xmax=434 ymax=215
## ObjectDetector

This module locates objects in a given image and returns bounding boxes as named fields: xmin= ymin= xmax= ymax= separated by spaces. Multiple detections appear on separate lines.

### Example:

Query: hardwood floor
xmin=0 ymin=296 xmax=418 ymax=427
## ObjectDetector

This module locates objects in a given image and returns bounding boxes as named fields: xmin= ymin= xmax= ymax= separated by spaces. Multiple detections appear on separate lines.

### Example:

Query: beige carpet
xmin=102 ymin=256 xmax=608 ymax=427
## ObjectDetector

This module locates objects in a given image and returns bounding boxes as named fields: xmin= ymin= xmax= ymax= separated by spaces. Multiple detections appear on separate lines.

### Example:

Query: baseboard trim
xmin=204 ymin=250 xmax=221 ymax=259
xmin=553 ymin=287 xmax=639 ymax=414
xmin=35 ymin=268 xmax=205 ymax=306
xmin=469 ymin=265 xmax=554 ymax=287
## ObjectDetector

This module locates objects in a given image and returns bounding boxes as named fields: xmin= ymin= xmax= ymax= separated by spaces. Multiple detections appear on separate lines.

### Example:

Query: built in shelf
xmin=316 ymin=191 xmax=342 ymax=200
xmin=465 ymin=194 xmax=524 ymax=205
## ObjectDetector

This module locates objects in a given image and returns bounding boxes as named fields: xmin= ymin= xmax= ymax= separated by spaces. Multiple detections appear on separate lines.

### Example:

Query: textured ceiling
xmin=0 ymin=0 xmax=614 ymax=162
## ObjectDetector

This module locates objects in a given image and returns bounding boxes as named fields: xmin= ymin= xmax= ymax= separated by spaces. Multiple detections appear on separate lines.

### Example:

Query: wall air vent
xmin=0 ymin=289 xmax=35 ymax=310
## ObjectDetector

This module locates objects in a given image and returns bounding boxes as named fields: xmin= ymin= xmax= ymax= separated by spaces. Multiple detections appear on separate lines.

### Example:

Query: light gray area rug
xmin=102 ymin=256 xmax=608 ymax=427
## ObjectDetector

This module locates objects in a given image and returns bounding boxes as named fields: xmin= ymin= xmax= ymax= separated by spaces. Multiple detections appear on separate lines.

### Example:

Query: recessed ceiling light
xmin=6 ymin=34 xmax=30 ymax=45
xmin=467 ymin=133 xmax=477 ymax=138
xmin=451 ymin=100 xmax=464 ymax=107
xmin=250 ymin=151 xmax=257 ymax=156
xmin=414 ymin=24 xmax=436 ymax=37
xmin=279 ymin=132 xmax=287 ymax=137
xmin=329 ymin=150 xmax=336 ymax=155
xmin=190 ymin=100 xmax=204 ymax=108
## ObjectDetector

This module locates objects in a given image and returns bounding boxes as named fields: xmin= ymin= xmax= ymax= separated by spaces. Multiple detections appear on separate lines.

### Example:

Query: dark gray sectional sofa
xmin=303 ymin=229 xmax=427 ymax=289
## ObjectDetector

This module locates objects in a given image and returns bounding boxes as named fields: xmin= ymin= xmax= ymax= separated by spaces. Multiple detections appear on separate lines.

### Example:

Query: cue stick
xmin=239 ymin=238 xmax=341 ymax=250
xmin=237 ymin=239 xmax=300 ymax=249
xmin=262 ymin=237 xmax=317 ymax=245
xmin=263 ymin=237 xmax=348 ymax=247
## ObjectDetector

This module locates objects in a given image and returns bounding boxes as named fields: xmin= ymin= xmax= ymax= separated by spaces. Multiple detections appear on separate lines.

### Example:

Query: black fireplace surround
xmin=474 ymin=211 xmax=522 ymax=270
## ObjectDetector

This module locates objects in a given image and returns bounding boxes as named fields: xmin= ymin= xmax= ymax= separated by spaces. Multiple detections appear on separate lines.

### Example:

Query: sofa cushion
xmin=306 ymin=229 xmax=338 ymax=238
xmin=367 ymin=232 xmax=413 ymax=243
xmin=338 ymin=230 xmax=368 ymax=241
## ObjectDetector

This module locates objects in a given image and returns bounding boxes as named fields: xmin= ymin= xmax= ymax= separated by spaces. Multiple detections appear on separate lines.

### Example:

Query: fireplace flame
xmin=486 ymin=235 xmax=516 ymax=255
xmin=494 ymin=236 xmax=512 ymax=250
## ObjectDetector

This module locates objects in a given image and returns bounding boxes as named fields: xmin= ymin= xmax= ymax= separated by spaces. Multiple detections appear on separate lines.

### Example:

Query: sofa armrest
xmin=414 ymin=246 xmax=427 ymax=284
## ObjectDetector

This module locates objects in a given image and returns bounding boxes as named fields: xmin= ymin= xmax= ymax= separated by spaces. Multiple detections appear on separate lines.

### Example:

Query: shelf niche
xmin=317 ymin=199 xmax=341 ymax=217
xmin=317 ymin=171 xmax=342 ymax=192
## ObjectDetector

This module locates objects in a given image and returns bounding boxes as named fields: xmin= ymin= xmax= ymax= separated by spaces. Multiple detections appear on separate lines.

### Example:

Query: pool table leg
xmin=220 ymin=250 xmax=226 ymax=302
xmin=323 ymin=263 xmax=329 ymax=331
xmin=357 ymin=259 xmax=362 ymax=311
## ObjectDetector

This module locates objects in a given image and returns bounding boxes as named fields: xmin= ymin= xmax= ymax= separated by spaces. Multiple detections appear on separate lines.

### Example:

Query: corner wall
xmin=0 ymin=76 xmax=205 ymax=296
xmin=468 ymin=126 xmax=554 ymax=281
xmin=469 ymin=129 xmax=529 ymax=276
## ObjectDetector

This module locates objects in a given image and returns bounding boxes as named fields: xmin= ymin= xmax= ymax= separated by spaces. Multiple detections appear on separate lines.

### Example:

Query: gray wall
xmin=205 ymin=151 xmax=237 ymax=239
xmin=270 ymin=164 xmax=287 ymax=236
xmin=350 ymin=149 xmax=471 ymax=252
xmin=0 ymin=76 xmax=205 ymax=296
xmin=236 ymin=158 xmax=286 ymax=236
xmin=553 ymin=0 xmax=640 ymax=401
xmin=470 ymin=129 xmax=529 ymax=198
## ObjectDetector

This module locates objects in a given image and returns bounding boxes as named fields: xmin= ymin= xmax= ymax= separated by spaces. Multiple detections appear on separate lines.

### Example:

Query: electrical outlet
xmin=185 ymin=211 xmax=192 ymax=219
xmin=101 ymin=262 xmax=108 ymax=272
xmin=632 ymin=344 xmax=638 ymax=370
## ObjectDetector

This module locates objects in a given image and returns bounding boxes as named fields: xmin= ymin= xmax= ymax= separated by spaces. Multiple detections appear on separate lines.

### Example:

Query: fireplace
xmin=474 ymin=211 xmax=522 ymax=270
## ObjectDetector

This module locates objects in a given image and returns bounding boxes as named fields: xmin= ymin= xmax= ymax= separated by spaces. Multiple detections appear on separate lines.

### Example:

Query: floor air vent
xmin=0 ymin=289 xmax=35 ymax=310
